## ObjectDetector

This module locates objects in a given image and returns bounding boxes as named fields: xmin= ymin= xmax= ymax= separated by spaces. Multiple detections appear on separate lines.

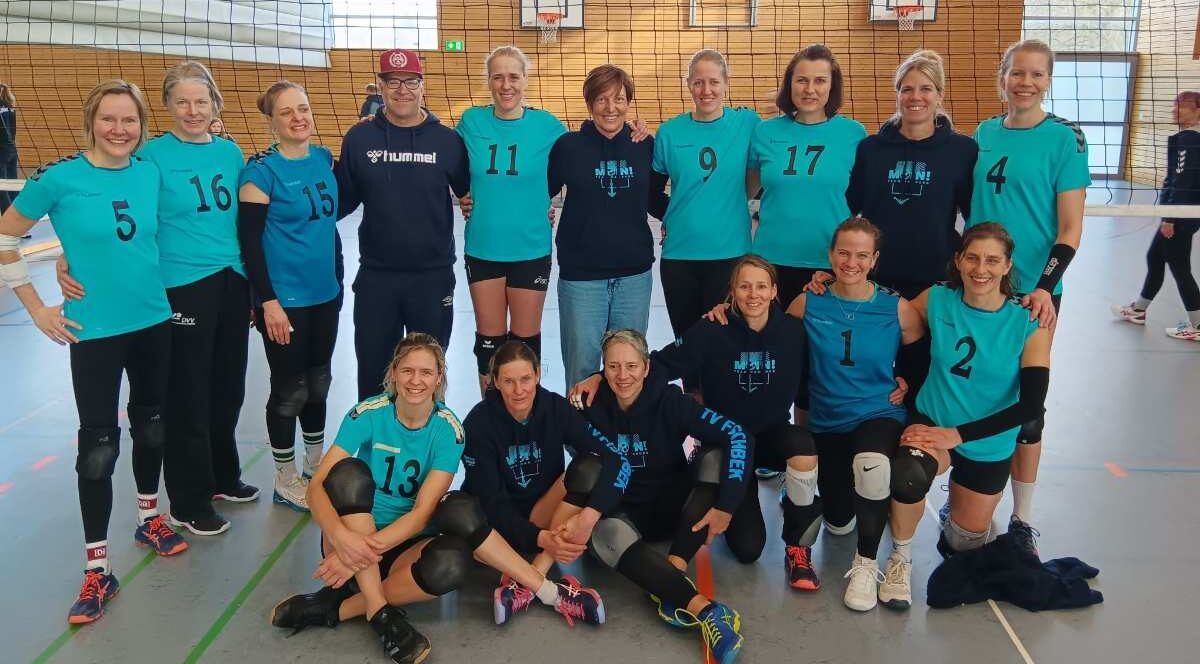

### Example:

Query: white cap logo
xmin=389 ymin=51 xmax=408 ymax=68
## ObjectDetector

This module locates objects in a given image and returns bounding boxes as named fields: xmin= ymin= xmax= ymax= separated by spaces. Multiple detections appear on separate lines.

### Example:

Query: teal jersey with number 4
xmin=457 ymin=106 xmax=565 ymax=261
xmin=334 ymin=395 xmax=465 ymax=529
xmin=14 ymin=153 xmax=170 ymax=341
xmin=916 ymin=285 xmax=1039 ymax=462
xmin=139 ymin=133 xmax=245 ymax=288
xmin=750 ymin=115 xmax=866 ymax=268
xmin=968 ymin=114 xmax=1091 ymax=294
xmin=653 ymin=108 xmax=759 ymax=259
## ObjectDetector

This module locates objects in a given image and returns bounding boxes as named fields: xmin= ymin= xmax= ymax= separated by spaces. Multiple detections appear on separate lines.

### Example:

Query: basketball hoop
xmin=536 ymin=12 xmax=562 ymax=44
xmin=895 ymin=5 xmax=922 ymax=31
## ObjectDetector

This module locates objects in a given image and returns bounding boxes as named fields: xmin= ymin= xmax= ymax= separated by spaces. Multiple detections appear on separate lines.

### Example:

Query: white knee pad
xmin=944 ymin=518 xmax=990 ymax=552
xmin=852 ymin=452 xmax=892 ymax=501
xmin=784 ymin=465 xmax=818 ymax=507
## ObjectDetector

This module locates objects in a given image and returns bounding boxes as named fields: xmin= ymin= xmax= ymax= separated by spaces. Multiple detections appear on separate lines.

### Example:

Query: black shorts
xmin=948 ymin=450 xmax=1012 ymax=496
xmin=774 ymin=265 xmax=823 ymax=310
xmin=612 ymin=471 xmax=693 ymax=542
xmin=464 ymin=254 xmax=552 ymax=291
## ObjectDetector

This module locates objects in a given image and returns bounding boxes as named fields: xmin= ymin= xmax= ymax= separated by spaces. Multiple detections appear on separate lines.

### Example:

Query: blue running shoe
xmin=67 ymin=568 xmax=120 ymax=624
xmin=651 ymin=575 xmax=700 ymax=629
xmin=134 ymin=515 xmax=189 ymax=556
xmin=697 ymin=602 xmax=744 ymax=664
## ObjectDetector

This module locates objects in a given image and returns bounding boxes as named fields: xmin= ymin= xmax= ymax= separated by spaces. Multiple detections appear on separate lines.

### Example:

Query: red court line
xmin=0 ymin=481 xmax=12 ymax=495
xmin=1104 ymin=462 xmax=1128 ymax=478
xmin=31 ymin=455 xmax=57 ymax=471
xmin=694 ymin=545 xmax=717 ymax=664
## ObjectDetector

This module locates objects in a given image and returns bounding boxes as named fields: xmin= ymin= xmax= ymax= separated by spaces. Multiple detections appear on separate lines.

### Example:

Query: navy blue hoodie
xmin=335 ymin=109 xmax=469 ymax=272
xmin=461 ymin=386 xmax=630 ymax=553
xmin=582 ymin=373 xmax=753 ymax=513
xmin=650 ymin=304 xmax=807 ymax=435
xmin=845 ymin=116 xmax=978 ymax=287
xmin=1162 ymin=129 xmax=1200 ymax=221
xmin=548 ymin=121 xmax=669 ymax=281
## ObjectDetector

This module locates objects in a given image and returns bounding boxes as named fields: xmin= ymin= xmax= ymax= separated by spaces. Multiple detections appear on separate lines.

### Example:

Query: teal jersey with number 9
xmin=968 ymin=114 xmax=1091 ymax=295
xmin=750 ymin=114 xmax=866 ymax=268
xmin=138 ymin=133 xmax=246 ymax=288
xmin=915 ymin=285 xmax=1039 ymax=462
xmin=13 ymin=153 xmax=170 ymax=341
xmin=334 ymin=395 xmax=465 ymax=529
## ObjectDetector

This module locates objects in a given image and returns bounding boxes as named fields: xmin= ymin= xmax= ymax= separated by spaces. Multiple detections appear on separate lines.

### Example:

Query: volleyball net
xmin=0 ymin=0 xmax=1195 ymax=218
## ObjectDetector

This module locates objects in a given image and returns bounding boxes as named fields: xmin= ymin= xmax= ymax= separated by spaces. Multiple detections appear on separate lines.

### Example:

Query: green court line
xmin=28 ymin=446 xmax=269 ymax=664
xmin=182 ymin=512 xmax=312 ymax=663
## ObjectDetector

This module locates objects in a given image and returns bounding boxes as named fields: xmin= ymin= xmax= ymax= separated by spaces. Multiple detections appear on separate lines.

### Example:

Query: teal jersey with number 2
xmin=916 ymin=285 xmax=1039 ymax=462
xmin=750 ymin=115 xmax=866 ymax=268
xmin=652 ymin=107 xmax=760 ymax=259
xmin=139 ymin=133 xmax=246 ymax=288
xmin=457 ymin=106 xmax=565 ymax=261
xmin=968 ymin=114 xmax=1091 ymax=294
xmin=14 ymin=153 xmax=170 ymax=341
xmin=334 ymin=395 xmax=465 ymax=529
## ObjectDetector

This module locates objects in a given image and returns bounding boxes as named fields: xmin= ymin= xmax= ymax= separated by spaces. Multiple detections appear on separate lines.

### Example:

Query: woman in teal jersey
xmin=968 ymin=39 xmax=1088 ymax=548
xmin=0 ymin=80 xmax=189 ymax=625
xmin=60 ymin=61 xmax=256 ymax=536
xmin=238 ymin=81 xmax=342 ymax=514
xmin=887 ymin=223 xmax=1051 ymax=604
xmin=270 ymin=334 xmax=604 ymax=663
xmin=654 ymin=49 xmax=760 ymax=394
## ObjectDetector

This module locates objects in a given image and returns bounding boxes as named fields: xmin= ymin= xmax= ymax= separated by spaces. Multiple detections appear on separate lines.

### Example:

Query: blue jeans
xmin=558 ymin=269 xmax=653 ymax=388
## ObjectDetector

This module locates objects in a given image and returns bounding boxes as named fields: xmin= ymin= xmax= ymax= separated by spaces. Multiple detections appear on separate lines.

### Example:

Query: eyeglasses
xmin=382 ymin=77 xmax=422 ymax=91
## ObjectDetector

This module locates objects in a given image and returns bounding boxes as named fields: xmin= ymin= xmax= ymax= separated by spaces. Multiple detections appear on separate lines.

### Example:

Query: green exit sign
xmin=445 ymin=40 xmax=464 ymax=52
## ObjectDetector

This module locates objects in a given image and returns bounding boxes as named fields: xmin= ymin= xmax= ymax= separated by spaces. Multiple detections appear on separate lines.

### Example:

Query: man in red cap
xmin=335 ymin=48 xmax=470 ymax=402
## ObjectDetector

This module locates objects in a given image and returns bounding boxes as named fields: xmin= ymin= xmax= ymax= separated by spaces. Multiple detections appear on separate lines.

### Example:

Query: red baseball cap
xmin=378 ymin=49 xmax=423 ymax=77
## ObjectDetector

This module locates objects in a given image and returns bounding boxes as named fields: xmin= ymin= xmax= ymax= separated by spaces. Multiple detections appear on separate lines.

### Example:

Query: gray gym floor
xmin=2 ymin=188 xmax=1196 ymax=663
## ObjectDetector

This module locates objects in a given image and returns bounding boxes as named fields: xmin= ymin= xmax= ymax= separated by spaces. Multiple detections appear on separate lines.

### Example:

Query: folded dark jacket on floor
xmin=927 ymin=532 xmax=1103 ymax=611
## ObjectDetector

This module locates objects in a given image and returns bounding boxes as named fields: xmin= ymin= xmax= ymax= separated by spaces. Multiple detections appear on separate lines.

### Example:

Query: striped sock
xmin=136 ymin=493 xmax=158 ymax=523
xmin=86 ymin=540 xmax=110 ymax=573
xmin=302 ymin=430 xmax=324 ymax=471
xmin=273 ymin=447 xmax=296 ymax=478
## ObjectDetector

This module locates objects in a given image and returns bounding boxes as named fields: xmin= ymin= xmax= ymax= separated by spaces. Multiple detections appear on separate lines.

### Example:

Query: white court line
xmin=0 ymin=398 xmax=62 ymax=436
xmin=922 ymin=501 xmax=1035 ymax=664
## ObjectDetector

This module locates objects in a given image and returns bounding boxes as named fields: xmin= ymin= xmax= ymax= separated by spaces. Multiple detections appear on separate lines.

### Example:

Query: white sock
xmin=1134 ymin=297 xmax=1151 ymax=310
xmin=276 ymin=463 xmax=298 ymax=483
xmin=535 ymin=577 xmax=559 ymax=605
xmin=891 ymin=537 xmax=913 ymax=564
xmin=1011 ymin=480 xmax=1036 ymax=523
xmin=136 ymin=493 xmax=158 ymax=523
xmin=86 ymin=540 xmax=110 ymax=573
xmin=1188 ymin=310 xmax=1200 ymax=327
xmin=784 ymin=466 xmax=818 ymax=507
xmin=303 ymin=430 xmax=325 ymax=466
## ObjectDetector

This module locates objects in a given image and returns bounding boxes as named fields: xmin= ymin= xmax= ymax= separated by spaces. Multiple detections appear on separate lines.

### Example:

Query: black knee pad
xmin=432 ymin=491 xmax=492 ymax=550
xmin=323 ymin=457 xmax=375 ymax=516
xmin=268 ymin=373 xmax=309 ymax=419
xmin=776 ymin=424 xmax=816 ymax=458
xmin=1018 ymin=414 xmax=1045 ymax=445
xmin=306 ymin=364 xmax=333 ymax=403
xmin=693 ymin=446 xmax=723 ymax=484
xmin=508 ymin=333 xmax=542 ymax=361
xmin=76 ymin=427 xmax=121 ymax=480
xmin=126 ymin=404 xmax=165 ymax=450
xmin=564 ymin=453 xmax=603 ymax=505
xmin=474 ymin=333 xmax=507 ymax=376
xmin=890 ymin=447 xmax=938 ymax=504
xmin=410 ymin=535 xmax=472 ymax=596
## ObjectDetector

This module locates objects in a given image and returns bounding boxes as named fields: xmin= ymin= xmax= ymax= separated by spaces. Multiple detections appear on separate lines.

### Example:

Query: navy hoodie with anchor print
xmin=845 ymin=116 xmax=978 ymax=288
xmin=581 ymin=373 xmax=754 ymax=513
xmin=335 ymin=108 xmax=469 ymax=272
xmin=461 ymin=386 xmax=631 ymax=553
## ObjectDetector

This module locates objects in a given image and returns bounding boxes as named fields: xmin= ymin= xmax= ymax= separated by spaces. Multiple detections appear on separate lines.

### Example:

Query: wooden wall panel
xmin=0 ymin=0 xmax=1021 ymax=172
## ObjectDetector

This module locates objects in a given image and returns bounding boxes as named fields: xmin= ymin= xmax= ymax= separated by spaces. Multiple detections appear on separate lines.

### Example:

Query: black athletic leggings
xmin=70 ymin=321 xmax=171 ymax=542
xmin=814 ymin=417 xmax=903 ymax=559
xmin=1140 ymin=222 xmax=1200 ymax=311
xmin=724 ymin=422 xmax=817 ymax=560
xmin=255 ymin=298 xmax=339 ymax=457
xmin=660 ymin=258 xmax=738 ymax=392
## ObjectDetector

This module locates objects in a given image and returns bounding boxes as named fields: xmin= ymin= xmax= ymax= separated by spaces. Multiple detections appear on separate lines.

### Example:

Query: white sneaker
xmin=273 ymin=473 xmax=310 ymax=512
xmin=1111 ymin=303 xmax=1147 ymax=325
xmin=1165 ymin=323 xmax=1200 ymax=341
xmin=878 ymin=555 xmax=912 ymax=610
xmin=842 ymin=554 xmax=882 ymax=612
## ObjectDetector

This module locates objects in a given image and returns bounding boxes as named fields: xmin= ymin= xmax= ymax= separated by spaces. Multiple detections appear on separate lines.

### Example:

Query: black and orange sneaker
xmin=67 ymin=568 xmax=119 ymax=624
xmin=134 ymin=515 xmax=188 ymax=556
xmin=785 ymin=545 xmax=820 ymax=591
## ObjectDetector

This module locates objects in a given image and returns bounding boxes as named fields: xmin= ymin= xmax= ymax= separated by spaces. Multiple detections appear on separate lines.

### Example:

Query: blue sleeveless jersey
xmin=916 ymin=285 xmax=1039 ymax=461
xmin=804 ymin=283 xmax=905 ymax=433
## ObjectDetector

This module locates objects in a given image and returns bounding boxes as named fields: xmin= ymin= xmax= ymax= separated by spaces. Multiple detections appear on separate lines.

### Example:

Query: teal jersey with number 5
xmin=968 ymin=114 xmax=1091 ymax=295
xmin=457 ymin=106 xmax=565 ymax=261
xmin=14 ymin=153 xmax=170 ymax=341
xmin=334 ymin=395 xmax=465 ymax=529
xmin=750 ymin=115 xmax=866 ymax=268
xmin=652 ymin=108 xmax=759 ymax=259
xmin=139 ymin=133 xmax=246 ymax=288
xmin=916 ymin=285 xmax=1039 ymax=462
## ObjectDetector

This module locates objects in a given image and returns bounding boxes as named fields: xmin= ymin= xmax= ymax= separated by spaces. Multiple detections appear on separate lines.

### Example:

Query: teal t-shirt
xmin=652 ymin=108 xmax=759 ymax=259
xmin=333 ymin=395 xmax=465 ymax=529
xmin=239 ymin=145 xmax=339 ymax=307
xmin=139 ymin=133 xmax=245 ymax=288
xmin=750 ymin=114 xmax=866 ymax=268
xmin=968 ymin=114 xmax=1091 ymax=294
xmin=14 ymin=153 xmax=170 ymax=341
xmin=916 ymin=285 xmax=1039 ymax=462
xmin=457 ymin=106 xmax=565 ymax=261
